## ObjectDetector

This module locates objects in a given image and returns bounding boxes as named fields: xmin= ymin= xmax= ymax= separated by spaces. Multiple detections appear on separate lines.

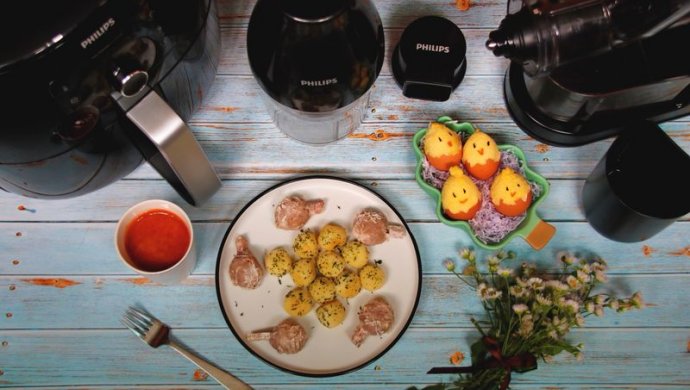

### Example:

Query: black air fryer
xmin=0 ymin=0 xmax=221 ymax=205
xmin=487 ymin=0 xmax=690 ymax=146
xmin=247 ymin=0 xmax=385 ymax=144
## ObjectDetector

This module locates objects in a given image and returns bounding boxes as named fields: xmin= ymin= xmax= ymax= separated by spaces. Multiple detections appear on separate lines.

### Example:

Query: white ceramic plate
xmin=215 ymin=176 xmax=421 ymax=376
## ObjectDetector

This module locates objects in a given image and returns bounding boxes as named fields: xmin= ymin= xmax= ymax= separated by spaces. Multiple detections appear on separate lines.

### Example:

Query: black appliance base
xmin=504 ymin=62 xmax=690 ymax=147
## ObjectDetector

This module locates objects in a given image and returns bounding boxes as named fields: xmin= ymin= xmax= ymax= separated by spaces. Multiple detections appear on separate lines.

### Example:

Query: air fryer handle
xmin=125 ymin=91 xmax=221 ymax=206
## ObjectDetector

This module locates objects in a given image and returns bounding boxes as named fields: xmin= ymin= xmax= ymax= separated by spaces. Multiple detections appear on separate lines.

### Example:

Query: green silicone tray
xmin=413 ymin=116 xmax=555 ymax=251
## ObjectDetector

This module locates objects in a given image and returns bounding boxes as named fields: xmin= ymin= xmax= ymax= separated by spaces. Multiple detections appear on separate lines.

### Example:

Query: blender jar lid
xmin=392 ymin=16 xmax=467 ymax=101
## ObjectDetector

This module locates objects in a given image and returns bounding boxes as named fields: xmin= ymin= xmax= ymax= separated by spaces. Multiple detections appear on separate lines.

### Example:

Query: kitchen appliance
xmin=582 ymin=121 xmax=690 ymax=242
xmin=486 ymin=0 xmax=690 ymax=146
xmin=0 ymin=0 xmax=221 ymax=205
xmin=392 ymin=16 xmax=467 ymax=102
xmin=247 ymin=0 xmax=385 ymax=144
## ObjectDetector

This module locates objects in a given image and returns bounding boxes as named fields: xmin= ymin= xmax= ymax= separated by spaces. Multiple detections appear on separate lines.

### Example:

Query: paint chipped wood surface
xmin=1 ymin=0 xmax=689 ymax=388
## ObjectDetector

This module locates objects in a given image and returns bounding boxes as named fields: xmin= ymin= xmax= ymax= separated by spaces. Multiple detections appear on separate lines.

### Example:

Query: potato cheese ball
xmin=316 ymin=299 xmax=346 ymax=328
xmin=334 ymin=270 xmax=362 ymax=298
xmin=359 ymin=263 xmax=386 ymax=292
xmin=283 ymin=287 xmax=313 ymax=317
xmin=318 ymin=223 xmax=348 ymax=250
xmin=290 ymin=258 xmax=317 ymax=286
xmin=317 ymin=250 xmax=346 ymax=278
xmin=264 ymin=247 xmax=293 ymax=277
xmin=293 ymin=230 xmax=319 ymax=259
xmin=309 ymin=276 xmax=337 ymax=303
xmin=340 ymin=240 xmax=369 ymax=268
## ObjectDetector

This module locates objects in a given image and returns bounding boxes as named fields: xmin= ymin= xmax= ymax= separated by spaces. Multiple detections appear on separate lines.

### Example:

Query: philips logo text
xmin=300 ymin=78 xmax=338 ymax=87
xmin=416 ymin=43 xmax=450 ymax=53
xmin=81 ymin=18 xmax=116 ymax=49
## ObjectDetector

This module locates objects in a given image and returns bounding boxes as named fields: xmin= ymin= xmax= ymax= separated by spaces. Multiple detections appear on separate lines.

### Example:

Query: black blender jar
xmin=246 ymin=0 xmax=385 ymax=144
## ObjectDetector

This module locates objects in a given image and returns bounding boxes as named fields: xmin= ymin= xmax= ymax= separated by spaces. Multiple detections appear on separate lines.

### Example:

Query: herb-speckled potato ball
xmin=308 ymin=276 xmax=336 ymax=303
xmin=317 ymin=250 xmax=345 ymax=278
xmin=293 ymin=230 xmax=319 ymax=259
xmin=316 ymin=299 xmax=346 ymax=328
xmin=335 ymin=270 xmax=362 ymax=298
xmin=359 ymin=263 xmax=386 ymax=292
xmin=340 ymin=240 xmax=369 ymax=268
xmin=290 ymin=258 xmax=317 ymax=287
xmin=318 ymin=223 xmax=348 ymax=251
xmin=264 ymin=247 xmax=293 ymax=277
xmin=283 ymin=287 xmax=313 ymax=317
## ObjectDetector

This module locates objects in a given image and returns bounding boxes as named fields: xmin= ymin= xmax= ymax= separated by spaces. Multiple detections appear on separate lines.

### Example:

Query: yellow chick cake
xmin=461 ymin=129 xmax=501 ymax=180
xmin=441 ymin=166 xmax=482 ymax=220
xmin=490 ymin=167 xmax=533 ymax=217
xmin=423 ymin=122 xmax=463 ymax=171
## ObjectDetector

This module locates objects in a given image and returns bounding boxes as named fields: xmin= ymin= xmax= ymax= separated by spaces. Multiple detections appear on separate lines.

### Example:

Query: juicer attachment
xmin=487 ymin=0 xmax=690 ymax=146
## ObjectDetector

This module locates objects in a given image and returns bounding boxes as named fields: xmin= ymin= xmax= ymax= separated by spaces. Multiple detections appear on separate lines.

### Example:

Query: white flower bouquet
xmin=413 ymin=249 xmax=644 ymax=390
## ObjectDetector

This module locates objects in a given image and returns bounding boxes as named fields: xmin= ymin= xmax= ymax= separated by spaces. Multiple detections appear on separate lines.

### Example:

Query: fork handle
xmin=168 ymin=338 xmax=253 ymax=390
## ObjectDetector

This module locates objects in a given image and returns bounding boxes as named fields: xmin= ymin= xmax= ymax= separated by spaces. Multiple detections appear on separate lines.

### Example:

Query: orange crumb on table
xmin=347 ymin=129 xmax=406 ymax=141
xmin=209 ymin=106 xmax=239 ymax=112
xmin=123 ymin=277 xmax=153 ymax=285
xmin=535 ymin=144 xmax=550 ymax=153
xmin=193 ymin=369 xmax=209 ymax=381
xmin=642 ymin=245 xmax=655 ymax=256
xmin=21 ymin=278 xmax=81 ymax=288
xmin=455 ymin=0 xmax=470 ymax=11
xmin=450 ymin=351 xmax=465 ymax=365
xmin=668 ymin=246 xmax=690 ymax=257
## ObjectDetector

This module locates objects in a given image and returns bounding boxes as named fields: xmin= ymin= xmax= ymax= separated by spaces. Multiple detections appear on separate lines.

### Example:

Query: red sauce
xmin=124 ymin=209 xmax=191 ymax=272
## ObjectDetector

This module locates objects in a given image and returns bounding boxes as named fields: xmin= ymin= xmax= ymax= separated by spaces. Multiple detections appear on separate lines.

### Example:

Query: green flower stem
xmin=470 ymin=318 xmax=487 ymax=337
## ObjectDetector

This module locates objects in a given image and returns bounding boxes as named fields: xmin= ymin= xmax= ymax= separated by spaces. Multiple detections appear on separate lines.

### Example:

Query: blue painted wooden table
xmin=2 ymin=1 xmax=689 ymax=388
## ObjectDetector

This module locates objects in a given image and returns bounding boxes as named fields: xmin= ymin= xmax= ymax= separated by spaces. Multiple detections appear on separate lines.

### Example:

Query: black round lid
xmin=392 ymin=16 xmax=467 ymax=101
xmin=0 ymin=0 xmax=102 ymax=70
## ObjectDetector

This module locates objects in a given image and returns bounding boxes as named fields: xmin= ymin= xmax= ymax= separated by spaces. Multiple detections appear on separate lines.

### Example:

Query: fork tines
xmin=121 ymin=306 xmax=153 ymax=337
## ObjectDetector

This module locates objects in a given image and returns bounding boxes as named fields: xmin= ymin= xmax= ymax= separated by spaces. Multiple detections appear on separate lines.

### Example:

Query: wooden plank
xmin=4 ymin=176 xmax=690 ymax=224
xmin=194 ymin=75 xmax=690 ymax=126
xmin=191 ymin=75 xmax=514 ymax=124
xmin=2 ymin=221 xmax=689 ymax=276
xmin=216 ymin=0 xmax=508 ymax=29
xmin=1 ymin=274 xmax=685 ymax=329
xmin=217 ymin=28 xmax=510 ymax=77
xmin=2 ymin=122 xmax=686 ymax=182
xmin=0 ymin=328 xmax=687 ymax=386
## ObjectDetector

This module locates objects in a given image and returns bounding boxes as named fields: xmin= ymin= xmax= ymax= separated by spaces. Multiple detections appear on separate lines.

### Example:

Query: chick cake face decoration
xmin=441 ymin=166 xmax=482 ymax=220
xmin=423 ymin=122 xmax=463 ymax=171
xmin=461 ymin=130 xmax=501 ymax=180
xmin=490 ymin=167 xmax=533 ymax=217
